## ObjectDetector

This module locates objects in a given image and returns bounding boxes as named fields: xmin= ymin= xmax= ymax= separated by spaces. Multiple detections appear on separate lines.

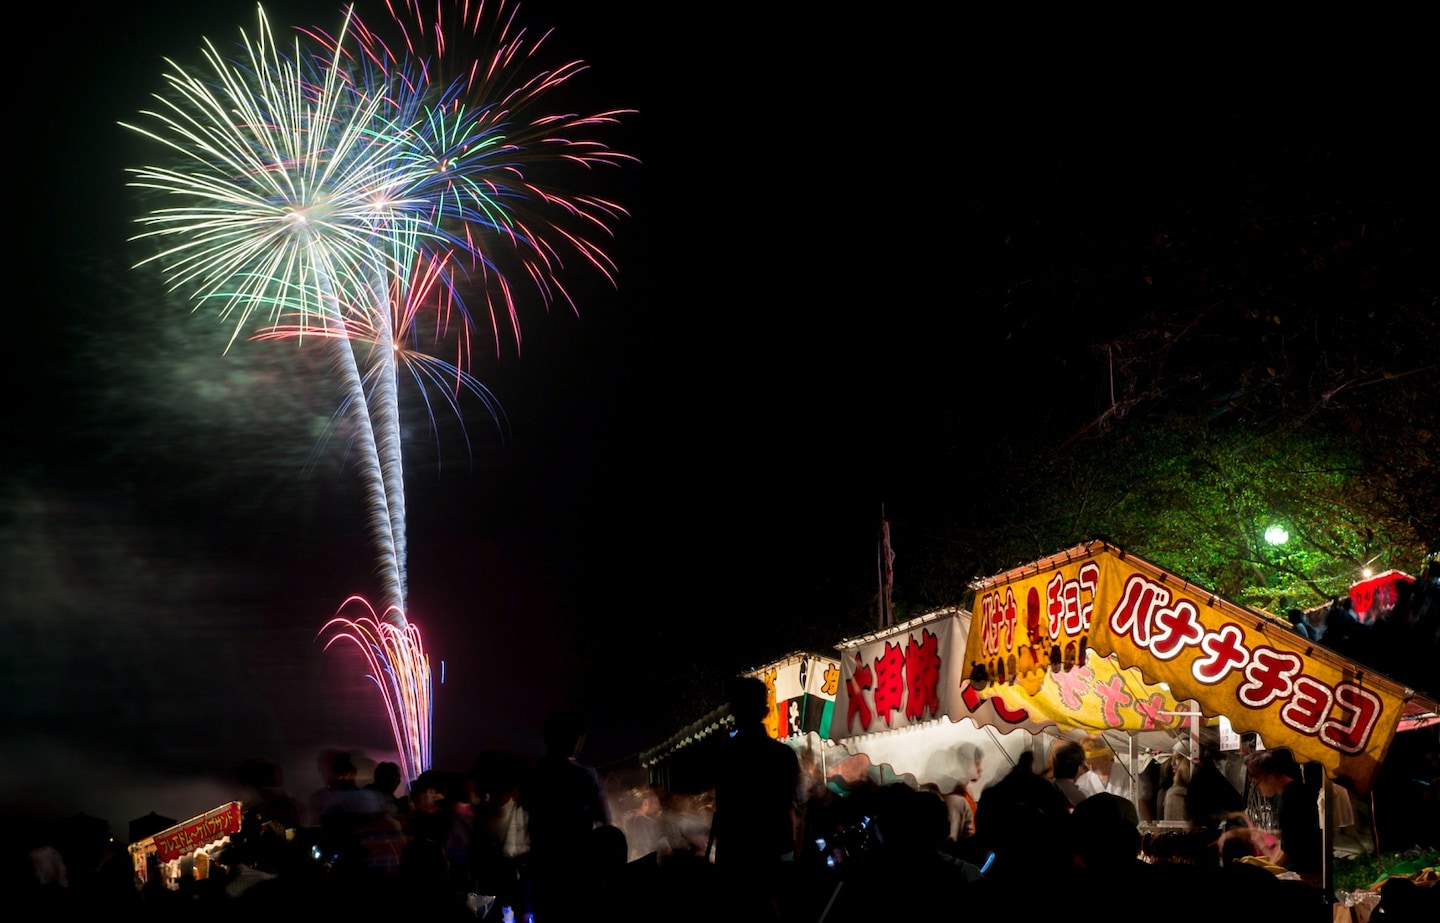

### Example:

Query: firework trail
xmin=256 ymin=245 xmax=505 ymax=462
xmin=126 ymin=1 xmax=631 ymax=778
xmin=321 ymin=596 xmax=433 ymax=783
xmin=289 ymin=0 xmax=635 ymax=610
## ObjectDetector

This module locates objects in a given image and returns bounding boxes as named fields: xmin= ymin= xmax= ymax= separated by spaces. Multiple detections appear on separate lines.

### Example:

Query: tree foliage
xmin=969 ymin=416 xmax=1432 ymax=613
xmin=860 ymin=102 xmax=1437 ymax=693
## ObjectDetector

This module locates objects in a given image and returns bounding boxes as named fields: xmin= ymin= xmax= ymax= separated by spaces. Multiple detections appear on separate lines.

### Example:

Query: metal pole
xmin=876 ymin=506 xmax=886 ymax=630
xmin=1128 ymin=733 xmax=1139 ymax=815
xmin=1322 ymin=774 xmax=1336 ymax=900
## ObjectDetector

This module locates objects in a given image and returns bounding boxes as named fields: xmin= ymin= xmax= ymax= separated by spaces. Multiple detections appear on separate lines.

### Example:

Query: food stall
xmin=963 ymin=541 xmax=1418 ymax=793
xmin=747 ymin=651 xmax=842 ymax=742
xmin=961 ymin=540 xmax=1436 ymax=893
xmin=830 ymin=605 xmax=1197 ymax=804
xmin=641 ymin=542 xmax=1436 ymax=901
xmin=128 ymin=801 xmax=244 ymax=888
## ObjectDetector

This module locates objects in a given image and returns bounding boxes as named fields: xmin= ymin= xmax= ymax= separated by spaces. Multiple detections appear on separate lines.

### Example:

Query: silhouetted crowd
xmin=4 ymin=710 xmax=717 ymax=921
xmin=6 ymin=700 xmax=1439 ymax=921
xmin=1286 ymin=558 xmax=1440 ymax=700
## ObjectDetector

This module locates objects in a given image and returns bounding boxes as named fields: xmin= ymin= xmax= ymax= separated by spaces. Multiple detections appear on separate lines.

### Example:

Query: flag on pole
xmin=882 ymin=519 xmax=896 ymax=591
xmin=879 ymin=514 xmax=896 ymax=628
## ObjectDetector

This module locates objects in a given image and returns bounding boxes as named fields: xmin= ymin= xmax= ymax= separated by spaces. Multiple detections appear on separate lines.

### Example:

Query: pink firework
xmin=320 ymin=595 xmax=433 ymax=784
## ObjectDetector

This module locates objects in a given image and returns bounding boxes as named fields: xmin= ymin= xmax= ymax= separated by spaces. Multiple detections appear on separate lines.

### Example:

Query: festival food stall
xmin=128 ymin=801 xmax=244 ymax=887
xmin=962 ymin=541 xmax=1420 ymax=794
xmin=1348 ymin=569 xmax=1415 ymax=624
xmin=640 ymin=544 xmax=1436 ymax=896
xmin=960 ymin=540 xmax=1438 ymax=893
xmin=829 ymin=605 xmax=1196 ymax=802
xmin=827 ymin=608 xmax=1034 ymax=800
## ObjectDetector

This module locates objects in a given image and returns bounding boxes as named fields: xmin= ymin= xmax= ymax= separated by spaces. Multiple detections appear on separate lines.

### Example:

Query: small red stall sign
xmin=152 ymin=802 xmax=243 ymax=862
xmin=1349 ymin=570 xmax=1415 ymax=623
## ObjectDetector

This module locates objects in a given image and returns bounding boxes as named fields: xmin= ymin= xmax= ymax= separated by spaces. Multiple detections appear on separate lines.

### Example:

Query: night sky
xmin=3 ymin=3 xmax=1429 ymax=832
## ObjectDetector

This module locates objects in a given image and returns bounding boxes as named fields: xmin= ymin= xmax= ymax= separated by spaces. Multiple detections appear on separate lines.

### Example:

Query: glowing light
xmin=1264 ymin=525 xmax=1289 ymax=545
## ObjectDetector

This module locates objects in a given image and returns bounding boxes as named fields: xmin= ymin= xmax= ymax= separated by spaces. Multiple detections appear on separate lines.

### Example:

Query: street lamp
xmin=1264 ymin=525 xmax=1289 ymax=546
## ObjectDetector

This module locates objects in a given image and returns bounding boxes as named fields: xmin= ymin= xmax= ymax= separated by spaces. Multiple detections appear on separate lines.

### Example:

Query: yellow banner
xmin=965 ymin=544 xmax=1408 ymax=791
xmin=963 ymin=649 xmax=1191 ymax=734
xmin=962 ymin=557 xmax=1189 ymax=733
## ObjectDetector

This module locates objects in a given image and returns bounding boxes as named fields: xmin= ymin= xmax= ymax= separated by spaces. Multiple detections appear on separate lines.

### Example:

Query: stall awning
xmin=639 ymin=705 xmax=733 ymax=768
xmin=964 ymin=541 xmax=1421 ymax=792
xmin=831 ymin=606 xmax=1195 ymax=742
xmin=744 ymin=651 xmax=841 ymax=741
xmin=145 ymin=802 xmax=243 ymax=863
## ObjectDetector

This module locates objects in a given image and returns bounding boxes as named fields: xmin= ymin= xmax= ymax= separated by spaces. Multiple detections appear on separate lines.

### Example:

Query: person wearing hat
xmin=1078 ymin=739 xmax=1131 ymax=799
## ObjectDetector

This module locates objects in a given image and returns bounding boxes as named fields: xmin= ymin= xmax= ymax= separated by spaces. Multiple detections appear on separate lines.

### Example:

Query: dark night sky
xmin=3 ymin=3 xmax=1429 ymax=831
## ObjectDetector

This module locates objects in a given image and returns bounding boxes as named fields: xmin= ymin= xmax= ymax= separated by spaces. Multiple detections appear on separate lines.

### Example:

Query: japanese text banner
xmin=749 ymin=655 xmax=841 ymax=740
xmin=962 ymin=553 xmax=1190 ymax=733
xmin=832 ymin=611 xmax=967 ymax=741
xmin=966 ymin=544 xmax=1408 ymax=790
xmin=152 ymin=802 xmax=243 ymax=862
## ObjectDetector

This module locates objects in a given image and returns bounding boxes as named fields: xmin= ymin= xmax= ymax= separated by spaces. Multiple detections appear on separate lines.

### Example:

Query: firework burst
xmin=311 ymin=0 xmax=638 ymax=356
xmin=124 ymin=6 xmax=439 ymax=346
xmin=124 ymin=6 xmax=433 ymax=611
xmin=126 ymin=1 xmax=632 ymax=779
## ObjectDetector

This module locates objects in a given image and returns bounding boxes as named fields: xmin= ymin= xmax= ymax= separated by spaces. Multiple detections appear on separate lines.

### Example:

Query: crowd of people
xmin=7 ymin=681 xmax=1439 ymax=920
xmin=1284 ymin=559 xmax=1440 ymax=701
xmin=6 ymin=710 xmax=706 ymax=921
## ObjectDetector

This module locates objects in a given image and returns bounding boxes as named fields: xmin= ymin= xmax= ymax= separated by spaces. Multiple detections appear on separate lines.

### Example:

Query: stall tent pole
xmin=1128 ymin=734 xmax=1138 ymax=813
xmin=1189 ymin=710 xmax=1200 ymax=772
xmin=1321 ymin=774 xmax=1336 ymax=900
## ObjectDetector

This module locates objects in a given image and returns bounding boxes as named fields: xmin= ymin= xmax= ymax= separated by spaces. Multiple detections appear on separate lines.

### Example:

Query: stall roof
xmin=129 ymin=802 xmax=243 ymax=863
xmin=834 ymin=607 xmax=967 ymax=652
xmin=640 ymin=703 xmax=732 ymax=769
xmin=831 ymin=603 xmax=1201 ymax=743
xmin=964 ymin=540 xmax=1434 ymax=791
xmin=640 ymin=649 xmax=843 ymax=771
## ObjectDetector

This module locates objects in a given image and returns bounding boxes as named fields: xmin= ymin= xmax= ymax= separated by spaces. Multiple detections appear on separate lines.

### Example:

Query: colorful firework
xmin=123 ymin=6 xmax=432 ymax=612
xmin=126 ymin=1 xmax=631 ymax=780
xmin=320 ymin=596 xmax=432 ymax=784
xmin=255 ymin=245 xmax=506 ymax=467
xmin=311 ymin=0 xmax=638 ymax=357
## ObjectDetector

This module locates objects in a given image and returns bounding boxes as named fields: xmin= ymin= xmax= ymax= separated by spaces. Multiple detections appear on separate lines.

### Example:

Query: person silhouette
xmin=710 ymin=675 xmax=801 ymax=921
xmin=518 ymin=709 xmax=611 ymax=920
xmin=366 ymin=761 xmax=408 ymax=816
xmin=310 ymin=750 xmax=386 ymax=887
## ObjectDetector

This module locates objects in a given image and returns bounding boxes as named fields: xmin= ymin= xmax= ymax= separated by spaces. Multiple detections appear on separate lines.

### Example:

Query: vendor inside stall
xmin=1229 ymin=748 xmax=1322 ymax=879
